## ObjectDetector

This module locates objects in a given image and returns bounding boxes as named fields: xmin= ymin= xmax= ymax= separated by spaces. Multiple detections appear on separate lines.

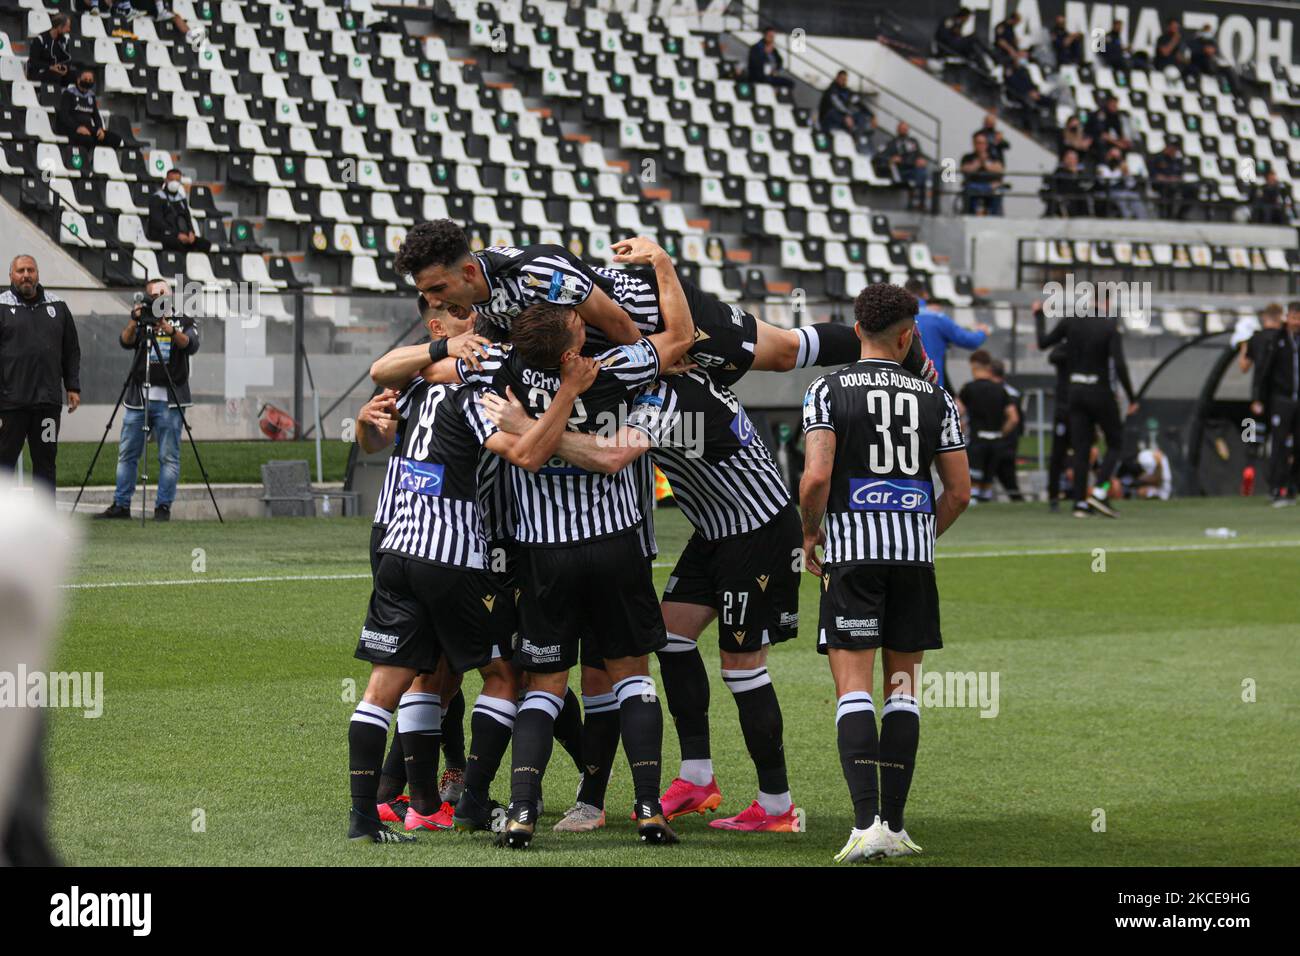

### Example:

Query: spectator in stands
xmin=1149 ymin=140 xmax=1196 ymax=219
xmin=818 ymin=71 xmax=875 ymax=137
xmin=1095 ymin=147 xmax=1147 ymax=219
xmin=876 ymin=121 xmax=929 ymax=210
xmin=1099 ymin=20 xmax=1136 ymax=71
xmin=747 ymin=28 xmax=794 ymax=90
xmin=26 ymin=13 xmax=74 ymax=85
xmin=88 ymin=1 xmax=192 ymax=34
xmin=975 ymin=111 xmax=1010 ymax=165
xmin=1059 ymin=115 xmax=1093 ymax=158
xmin=1084 ymin=95 xmax=1131 ymax=161
xmin=1044 ymin=149 xmax=1092 ymax=217
xmin=1050 ymin=15 xmax=1083 ymax=67
xmin=993 ymin=13 xmax=1026 ymax=67
xmin=1003 ymin=60 xmax=1055 ymax=128
xmin=935 ymin=7 xmax=996 ymax=78
xmin=1188 ymin=30 xmax=1243 ymax=97
xmin=55 ymin=69 xmax=124 ymax=149
xmin=1153 ymin=18 xmax=1185 ymax=72
xmin=147 ymin=169 xmax=211 ymax=252
xmin=961 ymin=132 xmax=1006 ymax=215
xmin=96 ymin=277 xmax=200 ymax=521
xmin=1250 ymin=170 xmax=1294 ymax=225
xmin=0 ymin=256 xmax=80 ymax=492
xmin=904 ymin=279 xmax=989 ymax=389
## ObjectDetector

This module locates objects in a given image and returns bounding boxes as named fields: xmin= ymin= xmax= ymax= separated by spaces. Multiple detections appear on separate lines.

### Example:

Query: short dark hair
xmin=903 ymin=278 xmax=927 ymax=296
xmin=394 ymin=219 xmax=470 ymax=277
xmin=853 ymin=283 xmax=918 ymax=338
xmin=51 ymin=13 xmax=70 ymax=29
xmin=970 ymin=349 xmax=993 ymax=367
xmin=1287 ymin=300 xmax=1300 ymax=314
xmin=990 ymin=359 xmax=1007 ymax=378
xmin=511 ymin=303 xmax=576 ymax=367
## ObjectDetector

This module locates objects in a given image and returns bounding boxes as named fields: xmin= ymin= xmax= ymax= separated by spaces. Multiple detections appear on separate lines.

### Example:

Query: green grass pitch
xmin=48 ymin=498 xmax=1299 ymax=866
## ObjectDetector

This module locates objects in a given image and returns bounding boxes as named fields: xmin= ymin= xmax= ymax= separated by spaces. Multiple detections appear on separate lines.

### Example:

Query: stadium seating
xmin=0 ymin=0 xmax=973 ymax=312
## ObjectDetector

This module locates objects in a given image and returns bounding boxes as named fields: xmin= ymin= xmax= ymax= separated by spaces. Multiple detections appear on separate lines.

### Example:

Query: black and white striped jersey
xmin=475 ymin=451 xmax=513 ymax=544
xmin=802 ymin=358 xmax=965 ymax=567
xmin=370 ymin=376 xmax=422 ymax=527
xmin=473 ymin=244 xmax=601 ymax=334
xmin=626 ymin=370 xmax=790 ymax=540
xmin=378 ymin=379 xmax=500 ymax=569
xmin=631 ymin=453 xmax=657 ymax=559
xmin=458 ymin=339 xmax=661 ymax=546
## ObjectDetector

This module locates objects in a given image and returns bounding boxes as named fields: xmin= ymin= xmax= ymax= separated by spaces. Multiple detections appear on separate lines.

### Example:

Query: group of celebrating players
xmin=344 ymin=219 xmax=971 ymax=862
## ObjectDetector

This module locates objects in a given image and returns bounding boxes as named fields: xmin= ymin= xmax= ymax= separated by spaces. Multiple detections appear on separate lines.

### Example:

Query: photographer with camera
xmin=95 ymin=278 xmax=199 ymax=521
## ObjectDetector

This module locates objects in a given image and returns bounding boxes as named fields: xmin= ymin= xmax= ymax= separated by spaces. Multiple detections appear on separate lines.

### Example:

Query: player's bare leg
xmin=708 ymin=646 xmax=799 ymax=832
xmin=749 ymin=318 xmax=937 ymax=382
xmin=555 ymin=665 xmax=618 ymax=832
xmin=454 ymin=659 xmax=519 ymax=832
xmin=655 ymin=602 xmax=723 ymax=820
xmin=605 ymin=655 xmax=677 ymax=844
xmin=501 ymin=669 xmax=569 ymax=848
xmin=827 ymin=647 xmax=891 ymax=862
xmin=878 ymin=650 xmax=925 ymax=856
xmin=347 ymin=664 xmax=418 ymax=843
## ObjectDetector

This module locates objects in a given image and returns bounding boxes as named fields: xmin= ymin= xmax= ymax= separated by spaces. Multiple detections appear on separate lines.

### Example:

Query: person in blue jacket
xmin=904 ymin=279 xmax=989 ymax=389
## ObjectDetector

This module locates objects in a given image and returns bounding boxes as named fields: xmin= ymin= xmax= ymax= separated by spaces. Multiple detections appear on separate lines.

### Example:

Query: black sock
xmin=576 ymin=692 xmax=620 ymax=809
xmin=795 ymin=322 xmax=860 ymax=368
xmin=376 ymin=733 xmax=406 ymax=805
xmin=464 ymin=694 xmax=517 ymax=804
xmin=509 ymin=691 xmax=563 ymax=817
xmin=723 ymin=667 xmax=789 ymax=801
xmin=348 ymin=701 xmax=392 ymax=822
xmin=835 ymin=692 xmax=879 ymax=829
xmin=657 ymin=637 xmax=710 ymax=762
xmin=614 ymin=675 xmax=664 ymax=810
xmin=440 ymin=690 xmax=466 ymax=771
xmin=552 ymin=687 xmax=584 ymax=774
xmin=879 ymin=694 xmax=921 ymax=832
xmin=397 ymin=691 xmax=441 ymax=815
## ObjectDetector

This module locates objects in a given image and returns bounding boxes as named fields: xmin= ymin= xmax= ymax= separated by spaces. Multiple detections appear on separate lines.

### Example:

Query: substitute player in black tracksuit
xmin=348 ymin=340 xmax=593 ymax=844
xmin=1250 ymin=306 xmax=1300 ymax=505
xmin=800 ymin=282 xmax=970 ymax=863
xmin=1034 ymin=302 xmax=1138 ymax=518
xmin=957 ymin=351 xmax=1019 ymax=502
xmin=989 ymin=359 xmax=1026 ymax=501
xmin=490 ymin=365 xmax=803 ymax=831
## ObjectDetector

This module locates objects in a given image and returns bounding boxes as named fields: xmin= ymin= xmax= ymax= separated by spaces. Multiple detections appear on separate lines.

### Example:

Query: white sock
xmin=757 ymin=790 xmax=792 ymax=815
xmin=793 ymin=326 xmax=818 ymax=368
xmin=679 ymin=758 xmax=713 ymax=786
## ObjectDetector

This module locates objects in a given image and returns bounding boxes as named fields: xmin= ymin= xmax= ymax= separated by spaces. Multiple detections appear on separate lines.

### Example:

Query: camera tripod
xmin=71 ymin=315 xmax=222 ymax=524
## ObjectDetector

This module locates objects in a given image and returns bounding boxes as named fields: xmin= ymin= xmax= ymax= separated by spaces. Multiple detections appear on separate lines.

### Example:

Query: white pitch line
xmin=60 ymin=538 xmax=1300 ymax=591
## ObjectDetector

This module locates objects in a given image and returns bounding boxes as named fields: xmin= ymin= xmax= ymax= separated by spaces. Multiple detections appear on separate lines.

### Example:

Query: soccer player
xmin=395 ymin=219 xmax=875 ymax=386
xmin=1033 ymin=297 xmax=1138 ymax=518
xmin=485 ymin=364 xmax=802 ymax=832
xmin=799 ymin=283 xmax=971 ymax=862
xmin=346 ymin=322 xmax=594 ymax=844
xmin=1045 ymin=343 xmax=1071 ymax=510
xmin=1250 ymin=301 xmax=1300 ymax=506
xmin=374 ymin=236 xmax=696 ymax=848
xmin=957 ymin=350 xmax=1019 ymax=502
xmin=988 ymin=359 xmax=1025 ymax=501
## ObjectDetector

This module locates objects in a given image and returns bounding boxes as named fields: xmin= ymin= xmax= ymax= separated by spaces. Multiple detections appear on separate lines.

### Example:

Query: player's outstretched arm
xmin=555 ymin=426 xmax=651 ymax=474
xmin=578 ymin=284 xmax=642 ymax=346
xmin=798 ymin=428 xmax=835 ymax=577
xmin=613 ymin=236 xmax=694 ymax=369
xmin=370 ymin=332 xmax=489 ymax=387
xmin=483 ymin=356 xmax=599 ymax=472
xmin=1032 ymin=299 xmax=1065 ymax=349
xmin=934 ymin=449 xmax=972 ymax=537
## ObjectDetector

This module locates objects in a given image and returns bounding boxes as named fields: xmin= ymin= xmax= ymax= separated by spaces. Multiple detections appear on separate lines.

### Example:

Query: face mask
xmin=166 ymin=180 xmax=183 ymax=195
xmin=79 ymin=81 xmax=94 ymax=92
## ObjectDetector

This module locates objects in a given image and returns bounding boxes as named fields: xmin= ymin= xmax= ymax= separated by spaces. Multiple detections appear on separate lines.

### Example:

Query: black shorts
xmin=516 ymin=532 xmax=666 ymax=672
xmin=369 ymin=523 xmax=387 ymax=578
xmin=966 ymin=436 xmax=1003 ymax=483
xmin=662 ymin=505 xmax=801 ymax=653
xmin=356 ymin=554 xmax=516 ymax=674
xmin=680 ymin=277 xmax=758 ymax=387
xmin=817 ymin=562 xmax=942 ymax=654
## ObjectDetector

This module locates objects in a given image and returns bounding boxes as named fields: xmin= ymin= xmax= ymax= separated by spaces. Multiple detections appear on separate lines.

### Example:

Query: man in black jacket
xmin=747 ymin=28 xmax=794 ymax=89
xmin=26 ymin=13 xmax=74 ymax=85
xmin=147 ymin=169 xmax=211 ymax=252
xmin=1250 ymin=302 xmax=1300 ymax=506
xmin=1033 ymin=295 xmax=1139 ymax=518
xmin=0 ymin=255 xmax=81 ymax=490
xmin=97 ymin=277 xmax=200 ymax=521
xmin=818 ymin=70 xmax=874 ymax=136
xmin=55 ymin=69 xmax=124 ymax=149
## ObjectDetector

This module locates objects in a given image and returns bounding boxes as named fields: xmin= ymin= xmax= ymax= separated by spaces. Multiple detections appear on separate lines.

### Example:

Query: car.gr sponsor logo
xmin=849 ymin=478 xmax=933 ymax=513
xmin=360 ymin=628 xmax=400 ymax=655
xmin=730 ymin=406 xmax=756 ymax=446
xmin=398 ymin=460 xmax=444 ymax=496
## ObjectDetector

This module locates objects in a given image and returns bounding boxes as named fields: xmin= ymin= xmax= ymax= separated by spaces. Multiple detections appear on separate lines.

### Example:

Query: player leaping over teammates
xmin=393 ymin=219 xmax=938 ymax=386
xmin=372 ymin=235 xmax=697 ymax=848
xmin=800 ymin=283 xmax=971 ymax=863
xmin=484 ymin=358 xmax=802 ymax=832
xmin=345 ymin=327 xmax=598 ymax=844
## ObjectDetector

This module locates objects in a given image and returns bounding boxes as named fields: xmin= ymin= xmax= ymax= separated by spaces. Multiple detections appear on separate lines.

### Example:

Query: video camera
xmin=132 ymin=291 xmax=172 ymax=329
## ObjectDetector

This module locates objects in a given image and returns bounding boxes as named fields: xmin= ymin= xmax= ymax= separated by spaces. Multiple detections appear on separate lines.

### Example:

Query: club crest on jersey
xmin=398 ymin=460 xmax=445 ymax=496
xmin=848 ymin=478 xmax=933 ymax=513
